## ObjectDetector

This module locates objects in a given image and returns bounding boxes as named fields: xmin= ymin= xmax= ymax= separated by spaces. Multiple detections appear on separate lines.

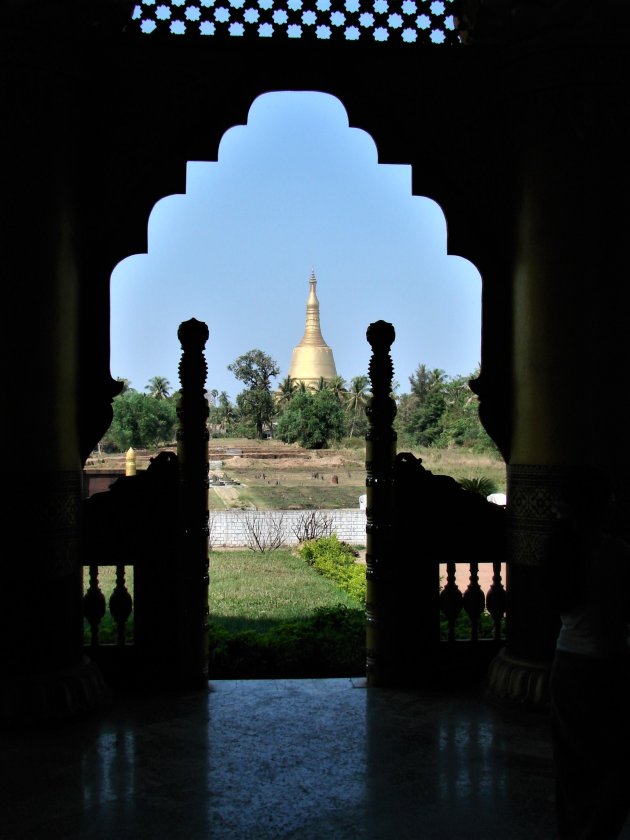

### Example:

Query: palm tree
xmin=145 ymin=376 xmax=171 ymax=400
xmin=346 ymin=375 xmax=370 ymax=437
xmin=277 ymin=375 xmax=297 ymax=407
xmin=217 ymin=391 xmax=235 ymax=432
xmin=314 ymin=376 xmax=329 ymax=392
xmin=328 ymin=375 xmax=347 ymax=400
xmin=116 ymin=378 xmax=133 ymax=394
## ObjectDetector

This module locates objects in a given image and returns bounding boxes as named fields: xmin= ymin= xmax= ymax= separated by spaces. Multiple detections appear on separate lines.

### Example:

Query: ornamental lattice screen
xmin=130 ymin=0 xmax=461 ymax=44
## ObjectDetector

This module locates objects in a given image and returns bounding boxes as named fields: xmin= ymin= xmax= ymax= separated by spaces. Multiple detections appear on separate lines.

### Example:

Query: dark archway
xmin=73 ymin=29 xmax=513 ymax=460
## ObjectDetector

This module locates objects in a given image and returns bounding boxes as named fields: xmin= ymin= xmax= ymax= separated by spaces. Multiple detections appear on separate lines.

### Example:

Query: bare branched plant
xmin=292 ymin=510 xmax=334 ymax=543
xmin=207 ymin=512 xmax=214 ymax=552
xmin=239 ymin=511 xmax=287 ymax=553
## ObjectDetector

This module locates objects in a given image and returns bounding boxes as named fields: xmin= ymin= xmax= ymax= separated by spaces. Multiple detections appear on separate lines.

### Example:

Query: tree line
xmin=100 ymin=351 xmax=497 ymax=454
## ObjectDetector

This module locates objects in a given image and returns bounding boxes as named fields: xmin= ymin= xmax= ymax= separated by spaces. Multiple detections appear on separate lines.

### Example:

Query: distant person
xmin=546 ymin=467 xmax=630 ymax=839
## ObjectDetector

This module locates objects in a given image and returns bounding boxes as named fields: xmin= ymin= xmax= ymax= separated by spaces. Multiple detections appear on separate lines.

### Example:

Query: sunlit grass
xmin=208 ymin=549 xmax=362 ymax=634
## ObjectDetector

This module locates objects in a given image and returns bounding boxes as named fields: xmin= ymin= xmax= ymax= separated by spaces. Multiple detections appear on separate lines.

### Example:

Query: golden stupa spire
xmin=288 ymin=270 xmax=338 ymax=386
xmin=301 ymin=269 xmax=326 ymax=346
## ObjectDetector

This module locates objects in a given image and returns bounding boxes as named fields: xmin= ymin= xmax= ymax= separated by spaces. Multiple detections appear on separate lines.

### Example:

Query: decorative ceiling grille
xmin=131 ymin=0 xmax=461 ymax=44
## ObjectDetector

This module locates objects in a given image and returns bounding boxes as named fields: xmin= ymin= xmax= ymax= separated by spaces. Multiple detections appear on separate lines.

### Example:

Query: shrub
xmin=238 ymin=510 xmax=286 ymax=553
xmin=208 ymin=605 xmax=365 ymax=678
xmin=458 ymin=476 xmax=498 ymax=497
xmin=296 ymin=535 xmax=366 ymax=604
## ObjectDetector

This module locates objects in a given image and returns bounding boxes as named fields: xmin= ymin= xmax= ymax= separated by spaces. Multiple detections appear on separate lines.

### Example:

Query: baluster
xmin=463 ymin=561 xmax=485 ymax=642
xmin=83 ymin=564 xmax=106 ymax=647
xmin=439 ymin=560 xmax=463 ymax=642
xmin=109 ymin=564 xmax=133 ymax=646
xmin=486 ymin=560 xmax=507 ymax=640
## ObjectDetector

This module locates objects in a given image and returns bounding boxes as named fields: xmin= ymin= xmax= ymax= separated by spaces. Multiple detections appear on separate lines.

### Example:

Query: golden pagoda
xmin=288 ymin=270 xmax=338 ymax=388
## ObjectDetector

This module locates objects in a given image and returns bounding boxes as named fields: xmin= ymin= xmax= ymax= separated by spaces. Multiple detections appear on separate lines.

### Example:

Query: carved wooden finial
xmin=177 ymin=319 xmax=209 ymax=393
xmin=366 ymin=319 xmax=395 ymax=351
xmin=366 ymin=320 xmax=396 ymax=403
xmin=177 ymin=317 xmax=210 ymax=350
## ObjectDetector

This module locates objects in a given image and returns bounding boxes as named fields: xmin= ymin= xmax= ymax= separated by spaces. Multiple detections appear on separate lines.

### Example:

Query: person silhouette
xmin=547 ymin=467 xmax=630 ymax=839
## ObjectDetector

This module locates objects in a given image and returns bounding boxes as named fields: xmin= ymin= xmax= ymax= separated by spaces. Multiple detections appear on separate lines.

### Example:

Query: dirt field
xmin=88 ymin=438 xmax=506 ymax=511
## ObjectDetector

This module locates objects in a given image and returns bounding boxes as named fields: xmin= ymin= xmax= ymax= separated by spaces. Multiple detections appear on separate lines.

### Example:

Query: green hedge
xmin=296 ymin=535 xmax=366 ymax=604
xmin=208 ymin=605 xmax=365 ymax=678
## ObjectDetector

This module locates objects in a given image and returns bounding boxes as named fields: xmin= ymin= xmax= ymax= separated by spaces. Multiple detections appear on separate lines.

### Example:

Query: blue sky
xmin=110 ymin=90 xmax=481 ymax=401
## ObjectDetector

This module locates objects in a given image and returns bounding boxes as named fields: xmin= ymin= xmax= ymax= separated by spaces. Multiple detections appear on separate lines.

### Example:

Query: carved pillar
xmin=486 ymin=29 xmax=629 ymax=707
xmin=364 ymin=322 xmax=397 ymax=685
xmin=0 ymin=32 xmax=109 ymax=723
xmin=365 ymin=321 xmax=441 ymax=686
xmin=175 ymin=319 xmax=210 ymax=688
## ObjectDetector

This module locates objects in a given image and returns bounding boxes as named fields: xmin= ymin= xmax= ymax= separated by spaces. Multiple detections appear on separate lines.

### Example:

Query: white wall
xmin=208 ymin=509 xmax=367 ymax=547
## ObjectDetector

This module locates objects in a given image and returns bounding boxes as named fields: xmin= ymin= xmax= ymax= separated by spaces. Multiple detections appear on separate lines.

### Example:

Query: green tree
xmin=409 ymin=364 xmax=445 ymax=401
xmin=277 ymin=375 xmax=298 ymax=409
xmin=406 ymin=388 xmax=446 ymax=446
xmin=217 ymin=390 xmax=236 ymax=433
xmin=328 ymin=375 xmax=347 ymax=400
xmin=276 ymin=389 xmax=345 ymax=449
xmin=235 ymin=388 xmax=275 ymax=439
xmin=145 ymin=375 xmax=171 ymax=400
xmin=101 ymin=391 xmax=177 ymax=451
xmin=207 ymin=389 xmax=221 ymax=433
xmin=435 ymin=372 xmax=497 ymax=452
xmin=228 ymin=349 xmax=280 ymax=439
xmin=115 ymin=377 xmax=134 ymax=394
xmin=395 ymin=362 xmax=499 ymax=453
xmin=398 ymin=366 xmax=447 ymax=446
xmin=345 ymin=375 xmax=370 ymax=438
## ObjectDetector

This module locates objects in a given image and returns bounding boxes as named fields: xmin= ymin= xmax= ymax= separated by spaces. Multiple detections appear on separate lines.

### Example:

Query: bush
xmin=458 ymin=476 xmax=498 ymax=496
xmin=208 ymin=605 xmax=365 ymax=678
xmin=296 ymin=535 xmax=366 ymax=604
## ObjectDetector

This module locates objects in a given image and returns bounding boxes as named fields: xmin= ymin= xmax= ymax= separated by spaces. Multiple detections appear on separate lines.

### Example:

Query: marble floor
xmin=2 ymin=676 xmax=629 ymax=840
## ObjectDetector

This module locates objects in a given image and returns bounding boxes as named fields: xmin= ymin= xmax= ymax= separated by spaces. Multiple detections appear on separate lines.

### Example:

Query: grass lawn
xmin=208 ymin=548 xmax=362 ymax=634
xmin=217 ymin=482 xmax=362 ymax=511
xmin=207 ymin=548 xmax=366 ymax=678
xmin=84 ymin=551 xmax=366 ymax=677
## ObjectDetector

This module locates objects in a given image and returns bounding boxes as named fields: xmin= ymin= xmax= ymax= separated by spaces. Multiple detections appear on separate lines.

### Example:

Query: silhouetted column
xmin=175 ymin=319 xmax=210 ymax=688
xmin=365 ymin=321 xmax=397 ymax=686
xmin=1 ymin=39 xmax=108 ymax=722
xmin=486 ymin=33 xmax=630 ymax=707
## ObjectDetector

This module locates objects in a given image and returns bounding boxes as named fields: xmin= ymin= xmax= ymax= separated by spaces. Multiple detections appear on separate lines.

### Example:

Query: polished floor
xmin=2 ymin=676 xmax=629 ymax=840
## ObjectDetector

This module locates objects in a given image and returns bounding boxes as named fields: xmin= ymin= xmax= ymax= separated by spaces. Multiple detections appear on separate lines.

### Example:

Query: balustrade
xmin=81 ymin=318 xmax=506 ymax=686
xmin=365 ymin=321 xmax=507 ymax=686
xmin=83 ymin=564 xmax=134 ymax=649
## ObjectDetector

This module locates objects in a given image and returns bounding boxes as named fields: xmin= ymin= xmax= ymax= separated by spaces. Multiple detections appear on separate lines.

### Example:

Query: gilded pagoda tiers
xmin=288 ymin=271 xmax=338 ymax=388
